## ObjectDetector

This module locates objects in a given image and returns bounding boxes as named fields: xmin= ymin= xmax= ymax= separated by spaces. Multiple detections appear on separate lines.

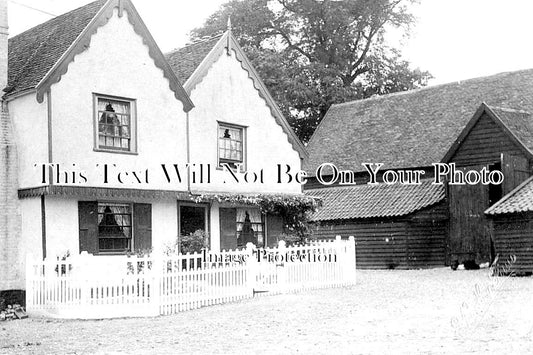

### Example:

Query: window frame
xmin=236 ymin=208 xmax=265 ymax=248
xmin=96 ymin=201 xmax=134 ymax=255
xmin=93 ymin=93 xmax=138 ymax=155
xmin=217 ymin=121 xmax=247 ymax=171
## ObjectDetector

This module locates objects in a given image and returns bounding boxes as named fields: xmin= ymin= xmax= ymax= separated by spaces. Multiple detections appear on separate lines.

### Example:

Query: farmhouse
xmin=0 ymin=0 xmax=308 ymax=303
xmin=304 ymin=70 xmax=533 ymax=268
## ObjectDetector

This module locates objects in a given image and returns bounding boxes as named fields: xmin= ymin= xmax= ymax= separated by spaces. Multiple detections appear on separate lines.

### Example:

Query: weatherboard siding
xmin=313 ymin=220 xmax=408 ymax=269
xmin=492 ymin=213 xmax=533 ymax=274
xmin=448 ymin=113 xmax=525 ymax=167
xmin=311 ymin=202 xmax=447 ymax=269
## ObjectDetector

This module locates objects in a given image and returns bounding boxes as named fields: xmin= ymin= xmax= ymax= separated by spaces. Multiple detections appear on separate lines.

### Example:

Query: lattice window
xmin=97 ymin=203 xmax=132 ymax=253
xmin=97 ymin=97 xmax=133 ymax=151
xmin=218 ymin=124 xmax=244 ymax=168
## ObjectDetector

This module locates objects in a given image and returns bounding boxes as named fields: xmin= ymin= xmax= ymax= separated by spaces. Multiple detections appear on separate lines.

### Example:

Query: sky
xmin=7 ymin=0 xmax=533 ymax=85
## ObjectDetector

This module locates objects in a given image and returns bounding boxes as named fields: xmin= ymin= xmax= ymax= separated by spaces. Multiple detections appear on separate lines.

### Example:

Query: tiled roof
xmin=485 ymin=176 xmax=533 ymax=215
xmin=304 ymin=69 xmax=533 ymax=175
xmin=6 ymin=0 xmax=107 ymax=96
xmin=488 ymin=106 xmax=533 ymax=153
xmin=165 ymin=35 xmax=222 ymax=84
xmin=305 ymin=180 xmax=444 ymax=221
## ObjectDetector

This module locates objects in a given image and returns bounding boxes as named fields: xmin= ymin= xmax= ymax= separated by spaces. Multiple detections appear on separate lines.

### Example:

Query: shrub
xmin=180 ymin=230 xmax=209 ymax=254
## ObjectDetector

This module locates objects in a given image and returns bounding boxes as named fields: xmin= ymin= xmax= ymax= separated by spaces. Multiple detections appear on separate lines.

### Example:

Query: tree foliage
xmin=192 ymin=0 xmax=432 ymax=142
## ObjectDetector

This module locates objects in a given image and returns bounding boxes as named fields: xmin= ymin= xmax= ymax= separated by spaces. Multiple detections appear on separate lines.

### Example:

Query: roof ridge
xmin=166 ymin=33 xmax=224 ymax=55
xmin=330 ymin=67 xmax=533 ymax=110
xmin=486 ymin=105 xmax=530 ymax=115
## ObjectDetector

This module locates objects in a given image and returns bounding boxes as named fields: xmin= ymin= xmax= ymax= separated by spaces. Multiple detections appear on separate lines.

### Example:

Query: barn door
xmin=219 ymin=208 xmax=237 ymax=251
xmin=502 ymin=154 xmax=530 ymax=194
xmin=448 ymin=165 xmax=491 ymax=264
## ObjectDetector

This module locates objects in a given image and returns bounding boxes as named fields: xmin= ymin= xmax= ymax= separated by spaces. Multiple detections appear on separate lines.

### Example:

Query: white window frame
xmin=96 ymin=201 xmax=134 ymax=255
xmin=94 ymin=93 xmax=137 ymax=154
xmin=217 ymin=121 xmax=247 ymax=171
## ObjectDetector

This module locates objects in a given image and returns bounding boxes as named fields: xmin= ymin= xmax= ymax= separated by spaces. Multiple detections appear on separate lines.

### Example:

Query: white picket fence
xmin=25 ymin=236 xmax=356 ymax=319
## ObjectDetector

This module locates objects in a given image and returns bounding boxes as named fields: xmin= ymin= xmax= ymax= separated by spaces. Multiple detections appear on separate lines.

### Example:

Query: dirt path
xmin=2 ymin=268 xmax=533 ymax=354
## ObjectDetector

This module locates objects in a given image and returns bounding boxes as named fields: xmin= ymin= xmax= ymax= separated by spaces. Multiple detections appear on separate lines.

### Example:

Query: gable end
xmin=35 ymin=0 xmax=193 ymax=112
xmin=443 ymin=103 xmax=533 ymax=165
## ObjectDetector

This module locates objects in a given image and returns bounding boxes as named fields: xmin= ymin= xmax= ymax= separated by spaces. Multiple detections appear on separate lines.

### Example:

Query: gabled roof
xmin=6 ymin=0 xmax=193 ymax=112
xmin=442 ymin=103 xmax=533 ymax=162
xmin=165 ymin=35 xmax=222 ymax=84
xmin=305 ymin=180 xmax=444 ymax=221
xmin=304 ymin=68 xmax=533 ymax=175
xmin=165 ymin=31 xmax=307 ymax=160
xmin=485 ymin=176 xmax=533 ymax=215
xmin=7 ymin=0 xmax=106 ymax=98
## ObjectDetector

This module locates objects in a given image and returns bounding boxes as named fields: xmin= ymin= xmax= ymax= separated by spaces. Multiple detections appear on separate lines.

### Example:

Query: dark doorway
xmin=180 ymin=205 xmax=206 ymax=236
xmin=488 ymin=162 xmax=503 ymax=206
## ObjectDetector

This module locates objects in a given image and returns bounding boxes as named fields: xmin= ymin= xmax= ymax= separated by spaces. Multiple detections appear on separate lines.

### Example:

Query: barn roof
xmin=304 ymin=68 xmax=533 ymax=176
xmin=5 ymin=0 xmax=193 ymax=111
xmin=305 ymin=180 xmax=444 ymax=221
xmin=443 ymin=103 xmax=533 ymax=162
xmin=485 ymin=176 xmax=533 ymax=215
xmin=165 ymin=35 xmax=223 ymax=84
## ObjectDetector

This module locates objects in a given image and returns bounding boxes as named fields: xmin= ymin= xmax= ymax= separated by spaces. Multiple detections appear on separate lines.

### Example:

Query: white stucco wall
xmin=16 ymin=197 xmax=42 ymax=289
xmin=188 ymin=50 xmax=303 ymax=194
xmin=45 ymin=196 xmax=79 ymax=259
xmin=49 ymin=9 xmax=188 ymax=191
xmin=151 ymin=199 xmax=178 ymax=252
xmin=43 ymin=197 xmax=178 ymax=258
xmin=8 ymin=93 xmax=48 ymax=189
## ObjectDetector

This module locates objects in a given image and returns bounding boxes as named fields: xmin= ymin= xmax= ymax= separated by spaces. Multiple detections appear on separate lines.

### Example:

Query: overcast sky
xmin=7 ymin=0 xmax=533 ymax=85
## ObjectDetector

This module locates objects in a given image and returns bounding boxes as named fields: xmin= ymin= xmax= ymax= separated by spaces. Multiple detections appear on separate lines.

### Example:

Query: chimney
xmin=0 ymin=0 xmax=7 ymax=94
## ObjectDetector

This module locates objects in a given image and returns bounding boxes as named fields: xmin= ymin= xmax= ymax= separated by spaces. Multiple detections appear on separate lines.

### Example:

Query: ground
xmin=1 ymin=268 xmax=533 ymax=354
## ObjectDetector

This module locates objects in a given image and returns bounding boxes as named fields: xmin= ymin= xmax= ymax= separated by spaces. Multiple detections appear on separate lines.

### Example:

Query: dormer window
xmin=94 ymin=94 xmax=137 ymax=153
xmin=218 ymin=123 xmax=245 ymax=169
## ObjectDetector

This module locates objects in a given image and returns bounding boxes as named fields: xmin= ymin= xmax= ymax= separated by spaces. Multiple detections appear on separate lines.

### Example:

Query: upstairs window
xmin=218 ymin=123 xmax=245 ymax=169
xmin=95 ymin=95 xmax=136 ymax=153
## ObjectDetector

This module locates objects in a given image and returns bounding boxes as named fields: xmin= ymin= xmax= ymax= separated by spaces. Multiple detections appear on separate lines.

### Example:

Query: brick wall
xmin=0 ymin=103 xmax=22 ymax=291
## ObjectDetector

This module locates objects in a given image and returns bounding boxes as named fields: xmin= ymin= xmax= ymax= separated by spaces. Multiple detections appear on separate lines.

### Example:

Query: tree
xmin=192 ymin=0 xmax=431 ymax=143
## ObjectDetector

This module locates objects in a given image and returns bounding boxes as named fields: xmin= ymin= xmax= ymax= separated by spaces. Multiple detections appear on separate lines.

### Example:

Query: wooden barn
xmin=441 ymin=103 xmax=533 ymax=265
xmin=485 ymin=176 xmax=533 ymax=274
xmin=307 ymin=181 xmax=447 ymax=269
xmin=304 ymin=69 xmax=533 ymax=267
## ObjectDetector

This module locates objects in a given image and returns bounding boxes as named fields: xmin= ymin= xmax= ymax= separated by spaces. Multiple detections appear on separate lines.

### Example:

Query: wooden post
xmin=25 ymin=253 xmax=33 ymax=312
xmin=278 ymin=240 xmax=287 ymax=293
xmin=246 ymin=242 xmax=256 ymax=295
xmin=150 ymin=253 xmax=161 ymax=316
xmin=349 ymin=236 xmax=356 ymax=284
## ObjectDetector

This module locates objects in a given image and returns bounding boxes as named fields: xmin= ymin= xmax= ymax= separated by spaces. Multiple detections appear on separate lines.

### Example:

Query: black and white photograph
xmin=1 ymin=0 xmax=533 ymax=353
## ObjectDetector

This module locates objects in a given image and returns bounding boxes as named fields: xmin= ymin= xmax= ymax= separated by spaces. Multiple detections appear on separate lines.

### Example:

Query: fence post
xmin=25 ymin=254 xmax=33 ymax=312
xmin=78 ymin=252 xmax=90 ymax=309
xmin=151 ymin=253 xmax=161 ymax=316
xmin=278 ymin=240 xmax=287 ymax=293
xmin=348 ymin=236 xmax=356 ymax=284
xmin=335 ymin=236 xmax=343 ymax=285
xmin=246 ymin=243 xmax=257 ymax=296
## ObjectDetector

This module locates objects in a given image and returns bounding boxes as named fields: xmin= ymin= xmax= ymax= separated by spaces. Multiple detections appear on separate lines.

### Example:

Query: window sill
xmin=94 ymin=148 xmax=138 ymax=155
xmin=216 ymin=166 xmax=246 ymax=173
xmin=94 ymin=252 xmax=131 ymax=256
